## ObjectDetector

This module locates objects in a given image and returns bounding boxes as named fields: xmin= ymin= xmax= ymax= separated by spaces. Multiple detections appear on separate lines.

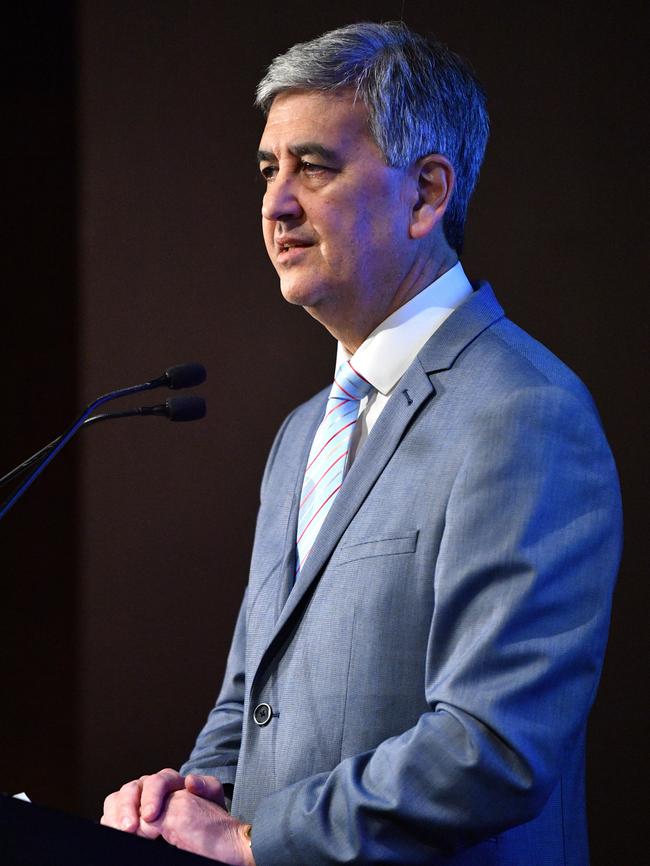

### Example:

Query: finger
xmin=101 ymin=779 xmax=143 ymax=832
xmin=140 ymin=768 xmax=185 ymax=822
xmin=136 ymin=817 xmax=163 ymax=840
xmin=184 ymin=773 xmax=226 ymax=807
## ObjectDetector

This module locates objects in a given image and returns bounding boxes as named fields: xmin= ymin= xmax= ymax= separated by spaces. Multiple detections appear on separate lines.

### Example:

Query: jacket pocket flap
xmin=334 ymin=530 xmax=419 ymax=565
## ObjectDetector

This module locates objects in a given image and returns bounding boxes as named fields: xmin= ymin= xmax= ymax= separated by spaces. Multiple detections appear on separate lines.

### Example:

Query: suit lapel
xmin=275 ymin=397 xmax=325 ymax=610
xmin=251 ymin=282 xmax=505 ymax=685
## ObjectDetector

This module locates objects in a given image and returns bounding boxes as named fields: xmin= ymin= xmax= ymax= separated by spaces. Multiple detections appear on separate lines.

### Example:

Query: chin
xmin=279 ymin=276 xmax=325 ymax=309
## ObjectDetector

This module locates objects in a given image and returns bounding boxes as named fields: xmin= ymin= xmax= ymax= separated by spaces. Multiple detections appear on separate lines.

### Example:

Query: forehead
xmin=258 ymin=89 xmax=379 ymax=158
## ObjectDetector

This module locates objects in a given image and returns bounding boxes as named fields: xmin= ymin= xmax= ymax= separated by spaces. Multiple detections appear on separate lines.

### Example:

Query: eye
xmin=300 ymin=161 xmax=330 ymax=176
xmin=259 ymin=164 xmax=278 ymax=181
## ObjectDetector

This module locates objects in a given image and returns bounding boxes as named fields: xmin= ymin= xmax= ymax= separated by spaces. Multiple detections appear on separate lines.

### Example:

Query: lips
xmin=275 ymin=236 xmax=313 ymax=252
xmin=275 ymin=236 xmax=314 ymax=263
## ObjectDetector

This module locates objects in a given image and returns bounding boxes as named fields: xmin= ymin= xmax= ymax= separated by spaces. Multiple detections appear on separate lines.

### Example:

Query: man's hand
xmin=101 ymin=767 xmax=186 ymax=835
xmin=148 ymin=788 xmax=255 ymax=865
xmin=101 ymin=769 xmax=252 ymax=863
xmin=100 ymin=768 xmax=226 ymax=836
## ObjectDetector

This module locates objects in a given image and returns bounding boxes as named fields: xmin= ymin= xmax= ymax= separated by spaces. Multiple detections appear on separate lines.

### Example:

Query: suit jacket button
xmin=253 ymin=702 xmax=272 ymax=726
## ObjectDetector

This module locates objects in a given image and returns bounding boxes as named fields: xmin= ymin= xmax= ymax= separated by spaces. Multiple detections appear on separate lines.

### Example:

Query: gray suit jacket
xmin=182 ymin=283 xmax=621 ymax=865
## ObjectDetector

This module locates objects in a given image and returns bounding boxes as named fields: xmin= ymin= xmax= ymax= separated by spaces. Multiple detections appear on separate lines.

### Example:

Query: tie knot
xmin=330 ymin=361 xmax=374 ymax=403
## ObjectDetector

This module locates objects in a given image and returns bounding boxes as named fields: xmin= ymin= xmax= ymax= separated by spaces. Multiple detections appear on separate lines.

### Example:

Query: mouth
xmin=275 ymin=239 xmax=314 ymax=263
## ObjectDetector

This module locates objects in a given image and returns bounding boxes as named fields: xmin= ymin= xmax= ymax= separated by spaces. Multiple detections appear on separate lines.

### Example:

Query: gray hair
xmin=256 ymin=21 xmax=489 ymax=254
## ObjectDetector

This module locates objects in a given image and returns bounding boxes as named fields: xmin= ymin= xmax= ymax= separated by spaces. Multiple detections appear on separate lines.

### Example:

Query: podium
xmin=0 ymin=795 xmax=224 ymax=865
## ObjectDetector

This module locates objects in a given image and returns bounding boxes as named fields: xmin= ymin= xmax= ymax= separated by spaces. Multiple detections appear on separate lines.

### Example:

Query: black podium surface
xmin=0 ymin=795 xmax=225 ymax=865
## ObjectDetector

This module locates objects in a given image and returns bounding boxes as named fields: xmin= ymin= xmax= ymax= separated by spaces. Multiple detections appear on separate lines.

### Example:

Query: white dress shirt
xmin=335 ymin=261 xmax=473 ymax=465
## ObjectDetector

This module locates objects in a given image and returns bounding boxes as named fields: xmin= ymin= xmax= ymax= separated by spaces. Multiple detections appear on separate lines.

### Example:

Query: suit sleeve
xmin=250 ymin=384 xmax=622 ymax=865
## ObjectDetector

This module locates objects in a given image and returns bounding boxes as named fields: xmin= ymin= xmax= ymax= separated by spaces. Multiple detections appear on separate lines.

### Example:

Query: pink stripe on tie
xmin=305 ymin=418 xmax=358 ymax=473
xmin=299 ymin=450 xmax=348 ymax=508
xmin=348 ymin=361 xmax=371 ymax=385
xmin=324 ymin=397 xmax=352 ymax=419
xmin=296 ymin=484 xmax=343 ymax=545
xmin=332 ymin=377 xmax=358 ymax=400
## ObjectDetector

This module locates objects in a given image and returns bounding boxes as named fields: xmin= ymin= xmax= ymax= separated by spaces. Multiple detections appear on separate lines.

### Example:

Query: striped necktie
xmin=295 ymin=361 xmax=373 ymax=577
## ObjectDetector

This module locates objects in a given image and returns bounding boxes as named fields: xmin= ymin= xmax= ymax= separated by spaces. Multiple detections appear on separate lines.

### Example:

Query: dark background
xmin=3 ymin=2 xmax=647 ymax=863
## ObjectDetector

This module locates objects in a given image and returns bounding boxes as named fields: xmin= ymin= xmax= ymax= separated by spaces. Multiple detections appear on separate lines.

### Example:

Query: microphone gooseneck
xmin=0 ymin=364 xmax=207 ymax=520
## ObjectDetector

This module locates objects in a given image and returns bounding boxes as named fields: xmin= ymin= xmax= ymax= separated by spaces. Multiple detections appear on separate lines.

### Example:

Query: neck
xmin=317 ymin=250 xmax=459 ymax=354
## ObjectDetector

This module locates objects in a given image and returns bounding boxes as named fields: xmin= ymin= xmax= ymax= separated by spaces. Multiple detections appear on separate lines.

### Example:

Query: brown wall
xmin=3 ymin=2 xmax=647 ymax=864
xmin=3 ymin=2 xmax=78 ymax=809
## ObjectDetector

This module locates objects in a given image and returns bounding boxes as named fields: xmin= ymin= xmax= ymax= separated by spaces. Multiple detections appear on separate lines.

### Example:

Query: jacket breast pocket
xmin=333 ymin=529 xmax=419 ymax=566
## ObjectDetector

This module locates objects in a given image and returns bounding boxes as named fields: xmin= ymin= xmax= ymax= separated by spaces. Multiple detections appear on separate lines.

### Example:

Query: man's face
xmin=257 ymin=90 xmax=417 ymax=341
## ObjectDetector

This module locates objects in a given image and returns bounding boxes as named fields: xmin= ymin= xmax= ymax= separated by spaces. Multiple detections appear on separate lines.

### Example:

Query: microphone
xmin=85 ymin=395 xmax=207 ymax=425
xmin=149 ymin=363 xmax=207 ymax=391
xmin=0 ymin=365 xmax=207 ymax=520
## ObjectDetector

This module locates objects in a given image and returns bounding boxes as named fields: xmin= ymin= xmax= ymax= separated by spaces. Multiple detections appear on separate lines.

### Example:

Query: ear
xmin=409 ymin=154 xmax=455 ymax=240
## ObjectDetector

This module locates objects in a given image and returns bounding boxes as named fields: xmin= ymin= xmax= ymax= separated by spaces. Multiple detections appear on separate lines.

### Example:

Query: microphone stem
xmin=0 ymin=380 xmax=160 ymax=521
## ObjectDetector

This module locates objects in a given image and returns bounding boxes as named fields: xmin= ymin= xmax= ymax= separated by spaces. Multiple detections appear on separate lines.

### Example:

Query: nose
xmin=261 ymin=170 xmax=303 ymax=223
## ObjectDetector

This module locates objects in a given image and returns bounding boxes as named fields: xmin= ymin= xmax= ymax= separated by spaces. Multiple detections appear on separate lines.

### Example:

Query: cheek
xmin=335 ymin=213 xmax=384 ymax=274
xmin=316 ymin=209 xmax=371 ymax=270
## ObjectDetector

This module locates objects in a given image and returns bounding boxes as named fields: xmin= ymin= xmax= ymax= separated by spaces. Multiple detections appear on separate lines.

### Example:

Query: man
xmin=101 ymin=22 xmax=621 ymax=865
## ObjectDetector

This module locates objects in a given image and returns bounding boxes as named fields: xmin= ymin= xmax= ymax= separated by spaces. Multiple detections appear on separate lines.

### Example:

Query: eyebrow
xmin=256 ymin=142 xmax=340 ymax=164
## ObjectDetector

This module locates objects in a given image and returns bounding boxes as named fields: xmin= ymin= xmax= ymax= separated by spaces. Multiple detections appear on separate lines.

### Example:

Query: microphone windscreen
xmin=166 ymin=396 xmax=206 ymax=422
xmin=165 ymin=363 xmax=207 ymax=389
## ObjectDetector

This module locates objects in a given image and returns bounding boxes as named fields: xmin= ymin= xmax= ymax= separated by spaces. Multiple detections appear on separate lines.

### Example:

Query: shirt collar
xmin=335 ymin=261 xmax=473 ymax=395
